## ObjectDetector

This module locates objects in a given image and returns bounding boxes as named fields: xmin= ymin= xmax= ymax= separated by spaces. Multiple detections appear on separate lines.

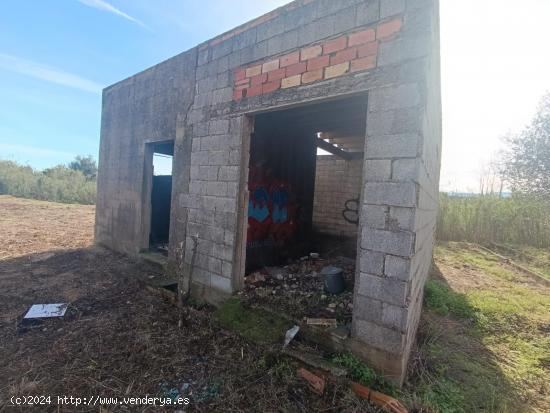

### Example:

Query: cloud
xmin=0 ymin=53 xmax=103 ymax=94
xmin=76 ymin=0 xmax=151 ymax=31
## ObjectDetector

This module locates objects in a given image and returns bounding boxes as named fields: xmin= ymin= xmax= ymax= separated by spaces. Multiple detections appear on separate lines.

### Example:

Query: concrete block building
xmin=95 ymin=0 xmax=442 ymax=383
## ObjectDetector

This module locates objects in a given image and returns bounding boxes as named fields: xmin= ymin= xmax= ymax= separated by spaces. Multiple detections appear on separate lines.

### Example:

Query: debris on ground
xmin=350 ymin=382 xmax=408 ymax=413
xmin=283 ymin=346 xmax=347 ymax=377
xmin=245 ymin=272 xmax=266 ymax=284
xmin=305 ymin=318 xmax=337 ymax=327
xmin=283 ymin=325 xmax=300 ymax=348
xmin=297 ymin=367 xmax=326 ymax=395
xmin=240 ymin=256 xmax=355 ymax=324
xmin=321 ymin=266 xmax=345 ymax=294
xmin=24 ymin=303 xmax=68 ymax=318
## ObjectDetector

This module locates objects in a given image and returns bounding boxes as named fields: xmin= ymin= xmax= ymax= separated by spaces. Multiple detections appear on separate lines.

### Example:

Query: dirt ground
xmin=0 ymin=196 xmax=373 ymax=412
xmin=2 ymin=195 xmax=548 ymax=413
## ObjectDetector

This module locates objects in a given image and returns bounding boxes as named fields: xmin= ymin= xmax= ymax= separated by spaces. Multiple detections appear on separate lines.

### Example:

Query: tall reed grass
xmin=437 ymin=193 xmax=550 ymax=248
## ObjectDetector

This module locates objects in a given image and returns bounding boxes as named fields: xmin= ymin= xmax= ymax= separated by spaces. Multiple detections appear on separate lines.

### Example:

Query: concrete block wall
xmin=312 ymin=155 xmax=362 ymax=237
xmin=95 ymin=50 xmax=197 ymax=255
xmin=96 ymin=0 xmax=441 ymax=385
xmin=351 ymin=0 xmax=441 ymax=383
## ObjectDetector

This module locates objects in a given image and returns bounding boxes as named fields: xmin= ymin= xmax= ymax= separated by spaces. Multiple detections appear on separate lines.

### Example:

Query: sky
xmin=1 ymin=0 xmax=549 ymax=191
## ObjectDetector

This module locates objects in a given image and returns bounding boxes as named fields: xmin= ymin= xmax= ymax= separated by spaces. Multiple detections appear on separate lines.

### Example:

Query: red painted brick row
xmin=232 ymin=18 xmax=402 ymax=101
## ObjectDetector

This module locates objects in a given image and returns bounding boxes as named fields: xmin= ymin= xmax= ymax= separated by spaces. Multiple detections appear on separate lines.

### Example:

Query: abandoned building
xmin=95 ymin=0 xmax=442 ymax=384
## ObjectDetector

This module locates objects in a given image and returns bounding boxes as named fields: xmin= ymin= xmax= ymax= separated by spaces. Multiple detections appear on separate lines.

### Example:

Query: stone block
xmin=353 ymin=319 xmax=405 ymax=354
xmin=357 ymin=272 xmax=408 ymax=306
xmin=384 ymin=254 xmax=411 ymax=281
xmin=364 ymin=159 xmax=391 ymax=181
xmin=361 ymin=228 xmax=414 ymax=256
xmin=359 ymin=250 xmax=385 ymax=275
xmin=380 ymin=0 xmax=405 ymax=18
xmin=365 ymin=133 xmax=420 ymax=158
xmin=363 ymin=182 xmax=417 ymax=207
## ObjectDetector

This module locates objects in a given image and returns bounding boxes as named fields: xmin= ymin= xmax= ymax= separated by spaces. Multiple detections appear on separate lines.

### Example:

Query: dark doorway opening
xmin=245 ymin=95 xmax=368 ymax=273
xmin=149 ymin=141 xmax=174 ymax=254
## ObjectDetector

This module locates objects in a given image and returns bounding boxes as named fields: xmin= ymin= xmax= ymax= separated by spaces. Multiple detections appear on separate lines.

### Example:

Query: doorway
xmin=149 ymin=141 xmax=174 ymax=254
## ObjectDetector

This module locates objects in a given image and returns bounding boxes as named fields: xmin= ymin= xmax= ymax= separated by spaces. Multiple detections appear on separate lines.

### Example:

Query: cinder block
xmin=363 ymin=182 xmax=417 ymax=207
xmin=380 ymin=0 xmax=406 ymax=18
xmin=209 ymin=119 xmax=230 ymax=135
xmin=385 ymin=254 xmax=411 ymax=281
xmin=377 ymin=33 xmax=431 ymax=66
xmin=357 ymin=272 xmax=408 ymax=306
xmin=389 ymin=206 xmax=415 ymax=230
xmin=392 ymin=158 xmax=418 ymax=181
xmin=211 ymin=274 xmax=232 ymax=293
xmin=361 ymin=228 xmax=414 ymax=256
xmin=353 ymin=319 xmax=405 ymax=354
xmin=218 ymin=165 xmax=239 ymax=181
xmin=362 ymin=204 xmax=387 ymax=231
xmin=353 ymin=295 xmax=383 ymax=323
xmin=205 ymin=181 xmax=227 ymax=197
xmin=356 ymin=0 xmax=380 ymax=26
xmin=359 ymin=250 xmax=385 ymax=275
xmin=381 ymin=302 xmax=408 ymax=332
xmin=364 ymin=159 xmax=391 ymax=181
xmin=365 ymin=133 xmax=420 ymax=158
xmin=368 ymin=84 xmax=420 ymax=112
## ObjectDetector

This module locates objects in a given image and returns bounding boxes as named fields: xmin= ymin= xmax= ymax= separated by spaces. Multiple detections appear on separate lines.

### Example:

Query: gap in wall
xmin=149 ymin=141 xmax=174 ymax=255
xmin=245 ymin=95 xmax=368 ymax=273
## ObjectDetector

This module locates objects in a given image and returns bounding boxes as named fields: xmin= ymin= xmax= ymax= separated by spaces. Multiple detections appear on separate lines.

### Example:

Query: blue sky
xmin=0 ymin=0 xmax=288 ymax=169
xmin=1 ymin=0 xmax=550 ymax=191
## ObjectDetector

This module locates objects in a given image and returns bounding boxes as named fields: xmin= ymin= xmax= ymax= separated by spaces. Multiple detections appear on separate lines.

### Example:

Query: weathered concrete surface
xmin=95 ymin=0 xmax=442 ymax=385
xmin=95 ymin=50 xmax=197 ymax=256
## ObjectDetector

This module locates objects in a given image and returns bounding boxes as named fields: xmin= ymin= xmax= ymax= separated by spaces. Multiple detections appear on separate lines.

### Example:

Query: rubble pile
xmin=239 ymin=256 xmax=356 ymax=324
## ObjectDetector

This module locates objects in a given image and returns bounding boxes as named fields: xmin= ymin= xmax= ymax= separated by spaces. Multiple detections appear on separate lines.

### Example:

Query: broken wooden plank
xmin=306 ymin=318 xmax=337 ymax=327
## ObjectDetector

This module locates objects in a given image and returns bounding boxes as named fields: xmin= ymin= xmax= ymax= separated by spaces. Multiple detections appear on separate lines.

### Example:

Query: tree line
xmin=0 ymin=155 xmax=97 ymax=205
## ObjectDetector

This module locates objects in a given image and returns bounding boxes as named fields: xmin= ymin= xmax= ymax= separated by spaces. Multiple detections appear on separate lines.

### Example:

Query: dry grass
xmin=0 ymin=195 xmax=374 ymax=412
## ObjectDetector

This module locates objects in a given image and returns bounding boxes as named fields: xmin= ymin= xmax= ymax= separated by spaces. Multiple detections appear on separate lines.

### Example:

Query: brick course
xmin=232 ymin=19 xmax=402 ymax=101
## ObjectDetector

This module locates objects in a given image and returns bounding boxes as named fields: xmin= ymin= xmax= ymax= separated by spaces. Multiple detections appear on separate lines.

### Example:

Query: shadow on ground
xmin=406 ymin=259 xmax=539 ymax=413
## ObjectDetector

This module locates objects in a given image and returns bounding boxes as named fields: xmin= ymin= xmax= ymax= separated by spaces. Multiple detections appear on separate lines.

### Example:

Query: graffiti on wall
xmin=247 ymin=165 xmax=298 ymax=247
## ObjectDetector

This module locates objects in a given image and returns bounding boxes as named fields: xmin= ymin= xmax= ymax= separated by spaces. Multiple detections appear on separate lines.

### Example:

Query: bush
xmin=437 ymin=193 xmax=550 ymax=248
xmin=0 ymin=160 xmax=96 ymax=205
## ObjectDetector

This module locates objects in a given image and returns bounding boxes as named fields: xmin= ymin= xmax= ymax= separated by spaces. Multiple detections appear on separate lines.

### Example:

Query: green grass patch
xmin=332 ymin=352 xmax=396 ymax=396
xmin=424 ymin=278 xmax=477 ymax=319
xmin=413 ymin=243 xmax=550 ymax=412
xmin=214 ymin=298 xmax=292 ymax=345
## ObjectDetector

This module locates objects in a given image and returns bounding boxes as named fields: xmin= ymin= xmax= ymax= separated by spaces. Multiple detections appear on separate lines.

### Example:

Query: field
xmin=0 ymin=195 xmax=548 ymax=412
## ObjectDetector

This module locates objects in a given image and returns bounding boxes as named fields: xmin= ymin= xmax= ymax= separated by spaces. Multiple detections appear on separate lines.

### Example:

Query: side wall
xmin=312 ymin=155 xmax=362 ymax=238
xmin=351 ymin=0 xmax=441 ymax=383
xmin=95 ymin=50 xmax=197 ymax=255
